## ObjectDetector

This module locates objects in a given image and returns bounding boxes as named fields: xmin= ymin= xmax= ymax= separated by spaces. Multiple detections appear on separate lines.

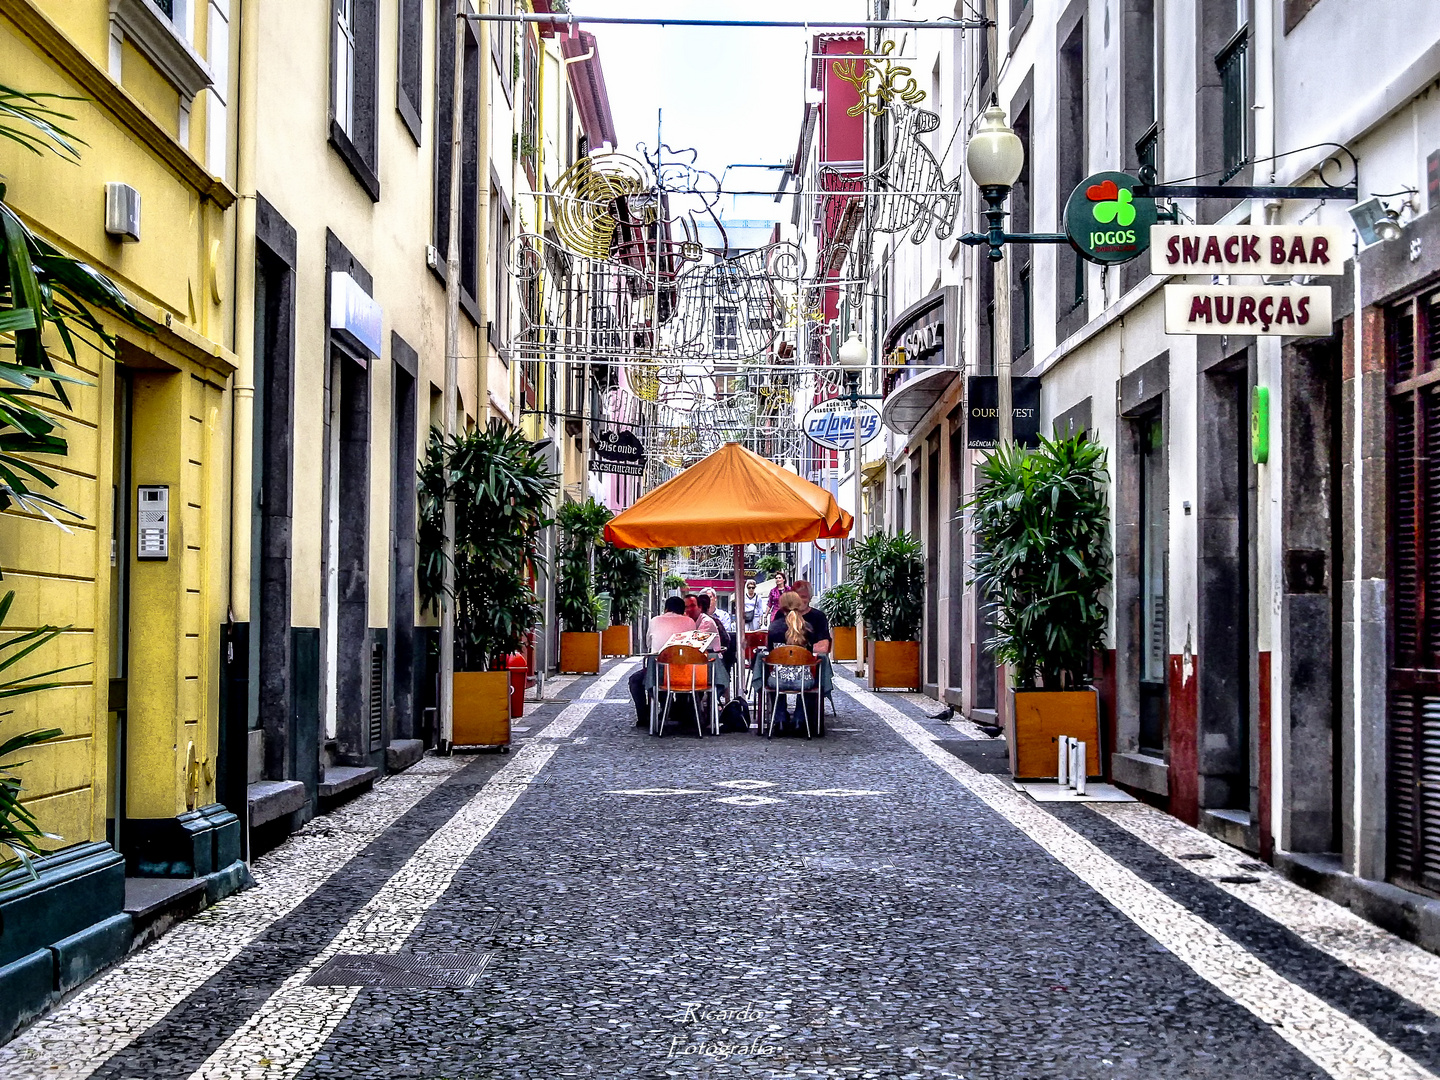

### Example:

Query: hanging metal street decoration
xmin=802 ymin=398 xmax=882 ymax=452
xmin=1063 ymin=172 xmax=1158 ymax=264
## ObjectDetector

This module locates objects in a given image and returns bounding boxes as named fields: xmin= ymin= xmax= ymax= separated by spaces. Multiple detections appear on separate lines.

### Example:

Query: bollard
xmin=1058 ymin=736 xmax=1071 ymax=785
xmin=1073 ymin=740 xmax=1087 ymax=796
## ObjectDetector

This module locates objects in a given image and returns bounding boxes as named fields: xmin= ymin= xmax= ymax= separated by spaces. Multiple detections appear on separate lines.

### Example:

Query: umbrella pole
xmin=733 ymin=544 xmax=745 ymax=684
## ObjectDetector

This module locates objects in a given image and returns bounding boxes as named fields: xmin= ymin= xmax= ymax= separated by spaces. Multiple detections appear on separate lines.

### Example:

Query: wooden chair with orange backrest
xmin=760 ymin=644 xmax=821 ymax=740
xmin=654 ymin=644 xmax=715 ymax=737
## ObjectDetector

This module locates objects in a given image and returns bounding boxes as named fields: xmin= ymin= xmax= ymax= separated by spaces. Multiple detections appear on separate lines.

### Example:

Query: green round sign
xmin=1063 ymin=171 xmax=1156 ymax=265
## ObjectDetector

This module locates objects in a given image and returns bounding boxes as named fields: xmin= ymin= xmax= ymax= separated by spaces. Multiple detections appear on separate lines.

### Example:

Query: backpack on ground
xmin=718 ymin=697 xmax=751 ymax=732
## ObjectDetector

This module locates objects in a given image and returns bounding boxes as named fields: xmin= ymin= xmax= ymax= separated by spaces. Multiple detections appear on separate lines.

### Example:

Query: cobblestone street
xmin=1 ymin=660 xmax=1436 ymax=1080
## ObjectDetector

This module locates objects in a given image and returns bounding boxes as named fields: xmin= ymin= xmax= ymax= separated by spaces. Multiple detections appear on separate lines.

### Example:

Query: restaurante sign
xmin=592 ymin=428 xmax=647 ymax=476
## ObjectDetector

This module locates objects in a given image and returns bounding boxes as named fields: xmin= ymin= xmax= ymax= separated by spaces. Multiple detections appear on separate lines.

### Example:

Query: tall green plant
xmin=0 ymin=589 xmax=85 ymax=884
xmin=417 ymin=421 xmax=557 ymax=671
xmin=596 ymin=543 xmax=648 ymax=626
xmin=556 ymin=498 xmax=611 ymax=632
xmin=816 ymin=580 xmax=859 ymax=628
xmin=967 ymin=433 xmax=1112 ymax=690
xmin=853 ymin=532 xmax=924 ymax=641
xmin=755 ymin=553 xmax=784 ymax=576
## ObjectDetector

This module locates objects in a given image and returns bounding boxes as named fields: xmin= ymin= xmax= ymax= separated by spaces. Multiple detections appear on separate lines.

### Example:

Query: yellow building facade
xmin=0 ymin=0 xmax=241 ymax=1033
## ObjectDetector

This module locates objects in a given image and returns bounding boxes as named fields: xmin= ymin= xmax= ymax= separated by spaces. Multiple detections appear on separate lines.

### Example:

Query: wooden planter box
xmin=1009 ymin=689 xmax=1100 ymax=779
xmin=453 ymin=671 xmax=510 ymax=749
xmin=602 ymin=624 xmax=631 ymax=657
xmin=560 ymin=631 xmax=602 ymax=674
xmin=832 ymin=625 xmax=857 ymax=662
xmin=867 ymin=640 xmax=920 ymax=691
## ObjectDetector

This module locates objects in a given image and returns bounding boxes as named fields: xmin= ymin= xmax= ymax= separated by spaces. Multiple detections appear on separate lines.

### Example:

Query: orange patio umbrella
xmin=604 ymin=442 xmax=852 ymax=634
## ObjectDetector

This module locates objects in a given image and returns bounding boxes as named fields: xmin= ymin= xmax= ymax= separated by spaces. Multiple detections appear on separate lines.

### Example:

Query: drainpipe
xmin=228 ymin=0 xmax=260 ymax=863
xmin=230 ymin=0 xmax=260 ymax=627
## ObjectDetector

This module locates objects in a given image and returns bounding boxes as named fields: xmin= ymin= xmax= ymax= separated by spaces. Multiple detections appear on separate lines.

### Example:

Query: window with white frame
xmin=334 ymin=0 xmax=357 ymax=137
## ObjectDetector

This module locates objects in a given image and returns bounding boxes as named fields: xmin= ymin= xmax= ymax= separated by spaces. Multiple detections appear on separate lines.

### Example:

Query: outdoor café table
xmin=640 ymin=651 xmax=729 ymax=736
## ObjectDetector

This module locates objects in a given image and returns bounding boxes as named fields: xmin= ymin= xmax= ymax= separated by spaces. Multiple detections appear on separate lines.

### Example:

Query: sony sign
xmin=802 ymin=399 xmax=882 ymax=452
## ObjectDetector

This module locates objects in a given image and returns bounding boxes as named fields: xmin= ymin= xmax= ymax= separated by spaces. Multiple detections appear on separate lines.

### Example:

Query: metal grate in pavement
xmin=308 ymin=952 xmax=493 ymax=988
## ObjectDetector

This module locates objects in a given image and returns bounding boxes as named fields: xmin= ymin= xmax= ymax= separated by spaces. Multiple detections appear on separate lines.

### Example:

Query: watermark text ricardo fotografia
xmin=665 ymin=1003 xmax=781 ymax=1059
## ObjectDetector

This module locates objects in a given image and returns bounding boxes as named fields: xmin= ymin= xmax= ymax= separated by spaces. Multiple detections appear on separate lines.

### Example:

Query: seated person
xmin=628 ymin=596 xmax=695 ymax=727
xmin=763 ymin=591 xmax=824 ymax=733
xmin=790 ymin=579 xmax=832 ymax=655
xmin=695 ymin=592 xmax=736 ymax=673
xmin=683 ymin=593 xmax=723 ymax=652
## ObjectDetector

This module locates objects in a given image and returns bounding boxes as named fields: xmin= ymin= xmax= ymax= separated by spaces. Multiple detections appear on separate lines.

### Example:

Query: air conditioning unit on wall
xmin=105 ymin=182 xmax=141 ymax=243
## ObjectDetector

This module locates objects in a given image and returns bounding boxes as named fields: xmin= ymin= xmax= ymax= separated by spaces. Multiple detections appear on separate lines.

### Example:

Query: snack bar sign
xmin=1155 ymin=225 xmax=1342 ymax=337
xmin=1151 ymin=225 xmax=1346 ymax=276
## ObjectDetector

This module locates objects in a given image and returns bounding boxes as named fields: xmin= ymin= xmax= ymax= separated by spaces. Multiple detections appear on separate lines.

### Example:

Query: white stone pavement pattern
xmin=834 ymin=680 xmax=1436 ymax=1080
xmin=184 ymin=660 xmax=634 ymax=1080
xmin=2 ymin=659 xmax=1438 ymax=1078
xmin=0 ymin=754 xmax=471 ymax=1080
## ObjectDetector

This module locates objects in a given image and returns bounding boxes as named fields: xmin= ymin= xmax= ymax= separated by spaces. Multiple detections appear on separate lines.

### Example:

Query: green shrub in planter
xmin=816 ymin=580 xmax=859 ymax=627
xmin=755 ymin=553 xmax=784 ymax=576
xmin=556 ymin=498 xmax=612 ymax=633
xmin=596 ymin=544 xmax=649 ymax=625
xmin=852 ymin=532 xmax=924 ymax=641
xmin=967 ymin=433 xmax=1111 ymax=689
xmin=417 ymin=422 xmax=556 ymax=671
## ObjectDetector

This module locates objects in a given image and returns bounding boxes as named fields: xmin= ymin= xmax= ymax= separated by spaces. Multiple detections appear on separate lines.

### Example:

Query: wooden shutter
xmin=1388 ymin=294 xmax=1440 ymax=895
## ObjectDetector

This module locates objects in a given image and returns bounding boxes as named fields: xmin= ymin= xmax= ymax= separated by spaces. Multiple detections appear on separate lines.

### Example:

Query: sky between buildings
xmin=579 ymin=0 xmax=869 ymax=204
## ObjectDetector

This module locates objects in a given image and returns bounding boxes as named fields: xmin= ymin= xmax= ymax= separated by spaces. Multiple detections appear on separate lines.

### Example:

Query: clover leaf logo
xmin=1086 ymin=179 xmax=1137 ymax=227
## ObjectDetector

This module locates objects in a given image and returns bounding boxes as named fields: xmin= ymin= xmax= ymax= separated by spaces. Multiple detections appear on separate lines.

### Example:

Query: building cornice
xmin=109 ymin=0 xmax=212 ymax=102
xmin=0 ymin=0 xmax=236 ymax=209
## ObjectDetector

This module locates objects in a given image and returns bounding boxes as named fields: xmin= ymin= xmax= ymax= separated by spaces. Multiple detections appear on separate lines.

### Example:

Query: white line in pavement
xmin=0 ymin=756 xmax=470 ymax=1080
xmin=186 ymin=661 xmax=634 ymax=1080
xmin=836 ymin=678 xmax=1437 ymax=1080
xmin=1090 ymin=801 xmax=1440 ymax=1021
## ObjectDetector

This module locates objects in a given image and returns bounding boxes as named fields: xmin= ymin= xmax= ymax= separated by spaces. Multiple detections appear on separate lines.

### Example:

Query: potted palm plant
xmin=853 ymin=532 xmax=924 ymax=690
xmin=969 ymin=433 xmax=1112 ymax=779
xmin=419 ymin=423 xmax=555 ymax=747
xmin=556 ymin=498 xmax=611 ymax=673
xmin=817 ymin=581 xmax=860 ymax=662
xmin=597 ymin=544 xmax=647 ymax=657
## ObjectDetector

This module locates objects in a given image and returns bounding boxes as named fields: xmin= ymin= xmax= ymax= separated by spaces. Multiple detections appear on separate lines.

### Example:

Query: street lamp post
xmin=837 ymin=329 xmax=881 ymax=674
xmin=957 ymin=100 xmax=1068 ymax=446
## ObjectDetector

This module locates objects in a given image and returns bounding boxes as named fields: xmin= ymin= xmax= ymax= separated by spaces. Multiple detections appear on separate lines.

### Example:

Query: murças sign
xmin=802 ymin=398 xmax=881 ymax=452
xmin=1063 ymin=172 xmax=1158 ymax=264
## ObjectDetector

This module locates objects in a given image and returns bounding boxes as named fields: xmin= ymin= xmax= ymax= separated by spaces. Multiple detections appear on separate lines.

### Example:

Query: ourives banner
xmin=967 ymin=376 xmax=1042 ymax=448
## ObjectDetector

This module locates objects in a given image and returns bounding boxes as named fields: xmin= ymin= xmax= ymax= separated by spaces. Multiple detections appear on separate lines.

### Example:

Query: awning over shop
xmin=603 ymin=441 xmax=853 ymax=549
xmin=879 ymin=367 xmax=961 ymax=435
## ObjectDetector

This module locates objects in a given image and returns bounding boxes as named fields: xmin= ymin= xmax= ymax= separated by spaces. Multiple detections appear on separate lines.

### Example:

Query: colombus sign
xmin=1164 ymin=285 xmax=1332 ymax=337
xmin=802 ymin=399 xmax=881 ymax=452
xmin=1150 ymin=225 xmax=1346 ymax=275
xmin=1063 ymin=172 xmax=1158 ymax=264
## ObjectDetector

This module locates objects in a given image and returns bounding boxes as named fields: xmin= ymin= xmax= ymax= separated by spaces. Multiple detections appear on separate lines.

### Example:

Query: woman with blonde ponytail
xmin=766 ymin=591 xmax=818 ymax=734
xmin=780 ymin=591 xmax=808 ymax=647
